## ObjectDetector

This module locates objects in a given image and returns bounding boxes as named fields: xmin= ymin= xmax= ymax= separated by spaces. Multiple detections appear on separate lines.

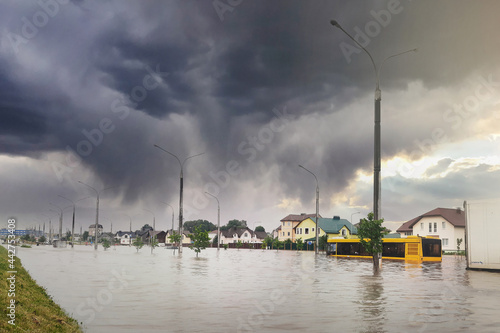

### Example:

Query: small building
xmin=220 ymin=227 xmax=264 ymax=244
xmin=115 ymin=231 xmax=136 ymax=245
xmin=295 ymin=216 xmax=358 ymax=242
xmin=89 ymin=224 xmax=103 ymax=237
xmin=278 ymin=213 xmax=318 ymax=242
xmin=396 ymin=207 xmax=465 ymax=252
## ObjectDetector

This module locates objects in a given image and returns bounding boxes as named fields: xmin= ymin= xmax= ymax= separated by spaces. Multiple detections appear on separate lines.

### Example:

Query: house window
xmin=433 ymin=223 xmax=437 ymax=233
xmin=443 ymin=238 xmax=448 ymax=246
xmin=244 ymin=233 xmax=247 ymax=237
xmin=429 ymin=223 xmax=432 ymax=232
xmin=288 ymin=222 xmax=291 ymax=226
xmin=305 ymin=228 xmax=309 ymax=235
xmin=287 ymin=232 xmax=290 ymax=236
xmin=282 ymin=232 xmax=285 ymax=236
xmin=421 ymin=223 xmax=424 ymax=230
xmin=442 ymin=222 xmax=445 ymax=229
xmin=341 ymin=229 xmax=346 ymax=236
xmin=312 ymin=228 xmax=315 ymax=232
xmin=297 ymin=228 xmax=301 ymax=234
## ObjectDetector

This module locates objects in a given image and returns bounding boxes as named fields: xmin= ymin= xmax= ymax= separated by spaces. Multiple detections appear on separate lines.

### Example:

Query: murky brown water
xmin=14 ymin=245 xmax=500 ymax=333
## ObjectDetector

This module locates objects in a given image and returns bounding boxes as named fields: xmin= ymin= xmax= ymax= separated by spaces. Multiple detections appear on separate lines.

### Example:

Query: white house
xmin=220 ymin=227 xmax=266 ymax=244
xmin=396 ymin=207 xmax=465 ymax=252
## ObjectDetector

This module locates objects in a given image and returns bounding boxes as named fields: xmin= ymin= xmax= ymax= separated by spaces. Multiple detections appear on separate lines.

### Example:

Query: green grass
xmin=0 ymin=245 xmax=83 ymax=332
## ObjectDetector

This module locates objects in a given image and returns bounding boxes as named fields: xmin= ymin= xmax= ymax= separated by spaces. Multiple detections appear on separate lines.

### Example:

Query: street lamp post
xmin=162 ymin=202 xmax=175 ymax=233
xmin=330 ymin=20 xmax=416 ymax=221
xmin=154 ymin=144 xmax=205 ymax=254
xmin=78 ymin=181 xmax=116 ymax=250
xmin=49 ymin=203 xmax=63 ymax=244
xmin=299 ymin=165 xmax=320 ymax=254
xmin=351 ymin=211 xmax=361 ymax=225
xmin=205 ymin=192 xmax=220 ymax=251
xmin=143 ymin=209 xmax=156 ymax=253
xmin=58 ymin=195 xmax=90 ymax=248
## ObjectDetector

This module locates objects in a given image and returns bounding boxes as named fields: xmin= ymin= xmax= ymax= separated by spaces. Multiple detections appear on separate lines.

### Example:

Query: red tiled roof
xmin=280 ymin=213 xmax=317 ymax=222
xmin=397 ymin=207 xmax=465 ymax=232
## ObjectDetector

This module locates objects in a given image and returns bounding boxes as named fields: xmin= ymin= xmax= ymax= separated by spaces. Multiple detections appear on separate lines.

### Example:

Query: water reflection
xmin=11 ymin=246 xmax=500 ymax=333
xmin=356 ymin=275 xmax=386 ymax=333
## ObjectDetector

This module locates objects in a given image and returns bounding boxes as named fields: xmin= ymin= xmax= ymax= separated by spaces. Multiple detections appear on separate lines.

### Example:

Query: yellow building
xmin=278 ymin=213 xmax=318 ymax=242
xmin=295 ymin=216 xmax=358 ymax=242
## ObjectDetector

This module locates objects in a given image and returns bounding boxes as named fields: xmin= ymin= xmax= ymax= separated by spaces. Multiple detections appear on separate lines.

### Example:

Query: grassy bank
xmin=0 ymin=245 xmax=83 ymax=332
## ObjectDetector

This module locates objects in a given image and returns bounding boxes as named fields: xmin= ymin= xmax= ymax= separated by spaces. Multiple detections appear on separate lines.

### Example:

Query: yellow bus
xmin=326 ymin=236 xmax=442 ymax=262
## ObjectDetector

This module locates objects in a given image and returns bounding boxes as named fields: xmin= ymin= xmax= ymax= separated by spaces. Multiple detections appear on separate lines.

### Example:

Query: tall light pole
xmin=299 ymin=165 xmax=320 ymax=254
xmin=78 ymin=181 xmax=116 ymax=250
xmin=143 ymin=209 xmax=156 ymax=253
xmin=330 ymin=20 xmax=416 ymax=221
xmin=125 ymin=214 xmax=132 ymax=246
xmin=58 ymin=195 xmax=90 ymax=248
xmin=49 ymin=203 xmax=63 ymax=243
xmin=154 ymin=144 xmax=205 ymax=254
xmin=205 ymin=192 xmax=220 ymax=251
xmin=162 ymin=202 xmax=175 ymax=233
xmin=351 ymin=211 xmax=361 ymax=225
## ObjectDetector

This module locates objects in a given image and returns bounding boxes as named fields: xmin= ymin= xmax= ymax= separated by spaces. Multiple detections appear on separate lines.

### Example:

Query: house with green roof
xmin=295 ymin=216 xmax=358 ymax=242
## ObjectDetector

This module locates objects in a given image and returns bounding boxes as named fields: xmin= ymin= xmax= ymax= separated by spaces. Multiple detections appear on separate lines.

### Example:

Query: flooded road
xmin=14 ymin=245 xmax=500 ymax=332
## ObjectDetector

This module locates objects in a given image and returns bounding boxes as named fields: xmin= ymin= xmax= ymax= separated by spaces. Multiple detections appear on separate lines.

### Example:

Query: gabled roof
xmin=397 ymin=207 xmax=465 ymax=232
xmin=297 ymin=216 xmax=358 ymax=234
xmin=254 ymin=231 xmax=267 ymax=240
xmin=317 ymin=217 xmax=358 ymax=235
xmin=221 ymin=227 xmax=253 ymax=238
xmin=280 ymin=213 xmax=318 ymax=222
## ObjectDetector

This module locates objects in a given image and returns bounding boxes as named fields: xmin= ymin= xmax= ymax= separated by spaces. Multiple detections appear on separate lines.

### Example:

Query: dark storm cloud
xmin=1 ymin=0 xmax=500 ymax=230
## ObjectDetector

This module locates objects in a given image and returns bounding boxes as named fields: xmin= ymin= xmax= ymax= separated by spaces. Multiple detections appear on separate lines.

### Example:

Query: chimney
xmin=301 ymin=213 xmax=306 ymax=215
xmin=456 ymin=207 xmax=461 ymax=213
xmin=333 ymin=216 xmax=340 ymax=220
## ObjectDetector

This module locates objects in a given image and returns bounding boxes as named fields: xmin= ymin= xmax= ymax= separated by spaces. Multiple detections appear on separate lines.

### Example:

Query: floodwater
xmin=13 ymin=245 xmax=500 ymax=333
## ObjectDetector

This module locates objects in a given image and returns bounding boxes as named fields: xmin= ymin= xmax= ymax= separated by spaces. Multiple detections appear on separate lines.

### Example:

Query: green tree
xmin=65 ymin=231 xmax=72 ymax=241
xmin=168 ymin=231 xmax=182 ymax=255
xmin=273 ymin=239 xmax=283 ymax=251
xmin=357 ymin=212 xmax=389 ymax=272
xmin=82 ymin=231 xmax=89 ymax=241
xmin=39 ymin=235 xmax=46 ymax=243
xmin=150 ymin=235 xmax=159 ymax=253
xmin=457 ymin=238 xmax=463 ymax=253
xmin=255 ymin=226 xmax=265 ymax=232
xmin=102 ymin=238 xmax=111 ymax=250
xmin=296 ymin=238 xmax=304 ymax=251
xmin=133 ymin=237 xmax=144 ymax=252
xmin=184 ymin=220 xmax=217 ymax=233
xmin=221 ymin=219 xmax=247 ymax=230
xmin=264 ymin=235 xmax=274 ymax=249
xmin=284 ymin=238 xmax=292 ymax=250
xmin=261 ymin=240 xmax=267 ymax=250
xmin=236 ymin=240 xmax=243 ymax=250
xmin=319 ymin=234 xmax=328 ymax=251
xmin=189 ymin=226 xmax=211 ymax=257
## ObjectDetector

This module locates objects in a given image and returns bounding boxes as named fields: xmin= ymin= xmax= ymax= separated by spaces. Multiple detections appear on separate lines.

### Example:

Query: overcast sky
xmin=1 ymin=0 xmax=500 ymax=234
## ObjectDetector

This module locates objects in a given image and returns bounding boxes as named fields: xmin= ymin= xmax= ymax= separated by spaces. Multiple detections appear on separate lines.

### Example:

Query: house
xmin=220 ymin=227 xmax=264 ymax=244
xmin=115 ymin=231 xmax=136 ymax=245
xmin=272 ymin=225 xmax=281 ymax=239
xmin=89 ymin=224 xmax=103 ymax=237
xmin=295 ymin=216 xmax=358 ymax=242
xmin=164 ymin=229 xmax=192 ymax=245
xmin=148 ymin=230 xmax=166 ymax=244
xmin=278 ymin=213 xmax=319 ymax=242
xmin=396 ymin=207 xmax=465 ymax=252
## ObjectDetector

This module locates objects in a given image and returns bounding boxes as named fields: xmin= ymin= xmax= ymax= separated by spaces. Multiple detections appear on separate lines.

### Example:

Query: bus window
xmin=382 ymin=243 xmax=405 ymax=258
xmin=422 ymin=238 xmax=442 ymax=257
